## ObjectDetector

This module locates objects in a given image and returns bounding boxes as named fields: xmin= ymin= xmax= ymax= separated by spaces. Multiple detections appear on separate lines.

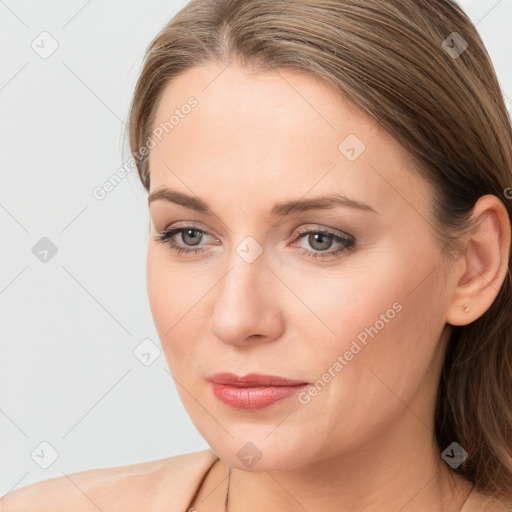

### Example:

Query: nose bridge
xmin=215 ymin=246 xmax=265 ymax=320
xmin=215 ymin=210 xmax=268 ymax=300
xmin=208 ymin=239 xmax=282 ymax=345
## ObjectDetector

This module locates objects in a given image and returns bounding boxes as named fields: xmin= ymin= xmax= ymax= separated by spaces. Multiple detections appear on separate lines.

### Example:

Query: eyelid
xmin=156 ymin=222 xmax=353 ymax=244
xmin=292 ymin=224 xmax=353 ymax=240
xmin=157 ymin=221 xmax=220 ymax=241
xmin=156 ymin=221 xmax=356 ymax=262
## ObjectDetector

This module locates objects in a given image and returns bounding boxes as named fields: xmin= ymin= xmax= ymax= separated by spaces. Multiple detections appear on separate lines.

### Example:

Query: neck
xmin=216 ymin=415 xmax=473 ymax=512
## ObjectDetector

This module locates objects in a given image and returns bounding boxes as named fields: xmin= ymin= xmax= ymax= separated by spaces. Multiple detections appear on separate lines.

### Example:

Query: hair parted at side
xmin=126 ymin=0 xmax=512 ymax=499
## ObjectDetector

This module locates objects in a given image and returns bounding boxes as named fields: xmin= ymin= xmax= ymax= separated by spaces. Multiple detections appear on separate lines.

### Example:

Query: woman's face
xmin=146 ymin=63 xmax=457 ymax=470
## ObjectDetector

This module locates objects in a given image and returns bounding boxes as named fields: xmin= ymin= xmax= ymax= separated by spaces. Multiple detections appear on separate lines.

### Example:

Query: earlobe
xmin=446 ymin=194 xmax=511 ymax=327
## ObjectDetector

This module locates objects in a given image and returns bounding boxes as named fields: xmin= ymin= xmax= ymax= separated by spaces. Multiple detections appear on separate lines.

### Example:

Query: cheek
xmin=146 ymin=246 xmax=217 ymax=381
xmin=287 ymin=245 xmax=448 ymax=400
xmin=146 ymin=248 xmax=192 ymax=354
xmin=146 ymin=249 xmax=172 ymax=331
xmin=147 ymin=236 xmax=447 ymax=405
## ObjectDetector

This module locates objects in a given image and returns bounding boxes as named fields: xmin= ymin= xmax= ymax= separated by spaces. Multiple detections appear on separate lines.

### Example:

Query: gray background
xmin=1 ymin=0 xmax=511 ymax=496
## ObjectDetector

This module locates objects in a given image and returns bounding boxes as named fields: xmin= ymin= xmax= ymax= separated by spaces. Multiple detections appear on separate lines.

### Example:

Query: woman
xmin=2 ymin=0 xmax=511 ymax=510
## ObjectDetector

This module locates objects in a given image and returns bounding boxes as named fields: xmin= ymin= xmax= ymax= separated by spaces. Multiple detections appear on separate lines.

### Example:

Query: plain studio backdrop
xmin=0 ymin=0 xmax=511 ymax=496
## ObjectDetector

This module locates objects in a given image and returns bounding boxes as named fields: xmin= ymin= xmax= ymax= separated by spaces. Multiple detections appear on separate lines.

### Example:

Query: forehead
xmin=150 ymin=63 xmax=376 ymax=156
xmin=147 ymin=63 xmax=430 ymax=220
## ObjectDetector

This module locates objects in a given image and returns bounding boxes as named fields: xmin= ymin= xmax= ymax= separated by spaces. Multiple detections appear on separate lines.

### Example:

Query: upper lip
xmin=207 ymin=372 xmax=308 ymax=387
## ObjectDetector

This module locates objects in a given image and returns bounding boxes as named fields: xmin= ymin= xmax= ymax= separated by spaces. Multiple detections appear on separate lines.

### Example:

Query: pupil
xmin=310 ymin=233 xmax=331 ymax=250
xmin=183 ymin=229 xmax=201 ymax=246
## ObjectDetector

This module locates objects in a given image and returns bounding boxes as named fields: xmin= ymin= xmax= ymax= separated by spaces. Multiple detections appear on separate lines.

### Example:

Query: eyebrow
xmin=147 ymin=188 xmax=378 ymax=216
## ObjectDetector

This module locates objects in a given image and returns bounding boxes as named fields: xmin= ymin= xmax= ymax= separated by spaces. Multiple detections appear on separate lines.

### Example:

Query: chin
xmin=203 ymin=429 xmax=322 ymax=472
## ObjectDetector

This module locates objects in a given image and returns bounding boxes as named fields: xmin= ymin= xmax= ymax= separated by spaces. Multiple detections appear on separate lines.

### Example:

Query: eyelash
xmin=155 ymin=225 xmax=356 ymax=260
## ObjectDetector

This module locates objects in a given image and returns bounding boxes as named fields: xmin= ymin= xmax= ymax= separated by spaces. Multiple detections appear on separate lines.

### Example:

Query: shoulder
xmin=0 ymin=449 xmax=218 ymax=512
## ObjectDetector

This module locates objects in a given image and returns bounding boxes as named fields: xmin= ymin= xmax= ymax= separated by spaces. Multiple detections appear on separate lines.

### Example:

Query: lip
xmin=207 ymin=373 xmax=309 ymax=410
xmin=207 ymin=372 xmax=308 ymax=387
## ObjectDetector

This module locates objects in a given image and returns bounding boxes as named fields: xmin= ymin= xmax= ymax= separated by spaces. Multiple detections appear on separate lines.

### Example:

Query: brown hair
xmin=126 ymin=0 xmax=512 ymax=499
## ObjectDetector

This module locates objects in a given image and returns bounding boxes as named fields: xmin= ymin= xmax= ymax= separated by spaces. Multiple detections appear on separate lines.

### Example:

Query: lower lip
xmin=210 ymin=383 xmax=308 ymax=410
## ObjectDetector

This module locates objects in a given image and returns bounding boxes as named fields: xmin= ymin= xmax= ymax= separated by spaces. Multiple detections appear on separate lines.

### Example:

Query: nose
xmin=207 ymin=251 xmax=285 ymax=347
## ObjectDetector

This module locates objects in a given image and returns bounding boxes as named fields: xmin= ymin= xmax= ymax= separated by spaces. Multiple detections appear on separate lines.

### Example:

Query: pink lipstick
xmin=207 ymin=372 xmax=309 ymax=410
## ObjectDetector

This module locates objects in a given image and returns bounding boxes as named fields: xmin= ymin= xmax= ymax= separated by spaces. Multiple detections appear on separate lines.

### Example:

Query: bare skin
xmin=146 ymin=61 xmax=511 ymax=512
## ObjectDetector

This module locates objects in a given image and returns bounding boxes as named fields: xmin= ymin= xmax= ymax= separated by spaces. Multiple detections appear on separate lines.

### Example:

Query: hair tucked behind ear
xmin=126 ymin=0 xmax=512 ymax=498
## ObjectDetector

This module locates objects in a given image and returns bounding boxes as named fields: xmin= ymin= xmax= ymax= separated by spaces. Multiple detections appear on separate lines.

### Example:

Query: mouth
xmin=207 ymin=372 xmax=309 ymax=410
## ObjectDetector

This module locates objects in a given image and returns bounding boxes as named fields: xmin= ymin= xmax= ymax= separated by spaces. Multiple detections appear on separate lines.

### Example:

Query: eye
xmin=291 ymin=227 xmax=356 ymax=260
xmin=155 ymin=225 xmax=214 ymax=255
xmin=155 ymin=224 xmax=356 ymax=260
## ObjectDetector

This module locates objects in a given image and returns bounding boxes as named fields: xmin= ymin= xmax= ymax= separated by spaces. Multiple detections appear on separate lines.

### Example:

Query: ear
xmin=446 ymin=194 xmax=511 ymax=326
